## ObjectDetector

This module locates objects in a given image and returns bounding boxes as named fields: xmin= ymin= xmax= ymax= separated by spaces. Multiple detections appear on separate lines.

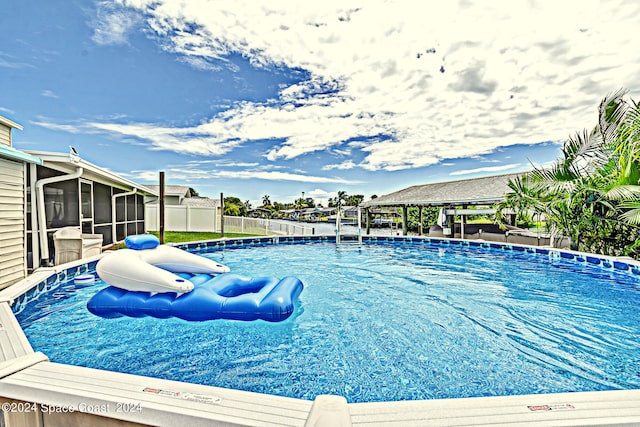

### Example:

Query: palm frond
xmin=604 ymin=185 xmax=640 ymax=201
xmin=620 ymin=207 xmax=640 ymax=225
xmin=598 ymin=88 xmax=629 ymax=146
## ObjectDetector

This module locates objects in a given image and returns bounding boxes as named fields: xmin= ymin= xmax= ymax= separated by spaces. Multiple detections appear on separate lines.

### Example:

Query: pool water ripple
xmin=17 ymin=241 xmax=640 ymax=403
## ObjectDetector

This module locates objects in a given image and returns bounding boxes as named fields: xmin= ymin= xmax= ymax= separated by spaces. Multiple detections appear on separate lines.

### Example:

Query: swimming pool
xmin=15 ymin=238 xmax=640 ymax=403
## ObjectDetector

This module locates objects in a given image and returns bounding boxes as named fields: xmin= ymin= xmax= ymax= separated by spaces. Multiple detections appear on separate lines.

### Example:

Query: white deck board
xmin=0 ymin=361 xmax=312 ymax=427
xmin=349 ymin=389 xmax=640 ymax=426
xmin=0 ymin=302 xmax=33 ymax=362
xmin=4 ymin=359 xmax=638 ymax=427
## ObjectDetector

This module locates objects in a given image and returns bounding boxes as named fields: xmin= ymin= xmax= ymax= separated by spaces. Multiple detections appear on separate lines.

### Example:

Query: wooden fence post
xmin=159 ymin=171 xmax=165 ymax=244
xmin=220 ymin=192 xmax=225 ymax=237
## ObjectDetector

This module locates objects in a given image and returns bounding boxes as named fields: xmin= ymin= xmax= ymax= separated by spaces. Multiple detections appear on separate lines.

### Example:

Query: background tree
xmin=345 ymin=194 xmax=364 ymax=206
xmin=336 ymin=191 xmax=347 ymax=209
xmin=224 ymin=196 xmax=248 ymax=216
xmin=406 ymin=207 xmax=439 ymax=232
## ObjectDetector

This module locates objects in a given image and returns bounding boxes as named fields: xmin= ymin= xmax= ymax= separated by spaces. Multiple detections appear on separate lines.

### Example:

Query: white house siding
xmin=0 ymin=158 xmax=26 ymax=289
xmin=0 ymin=126 xmax=10 ymax=147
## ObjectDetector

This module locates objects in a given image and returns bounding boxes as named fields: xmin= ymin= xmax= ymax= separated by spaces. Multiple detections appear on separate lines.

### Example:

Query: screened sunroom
xmin=24 ymin=150 xmax=156 ymax=269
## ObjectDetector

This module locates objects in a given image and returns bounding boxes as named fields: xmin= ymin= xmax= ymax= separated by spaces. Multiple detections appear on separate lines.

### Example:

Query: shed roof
xmin=145 ymin=185 xmax=191 ymax=197
xmin=361 ymin=172 xmax=524 ymax=208
xmin=181 ymin=197 xmax=220 ymax=207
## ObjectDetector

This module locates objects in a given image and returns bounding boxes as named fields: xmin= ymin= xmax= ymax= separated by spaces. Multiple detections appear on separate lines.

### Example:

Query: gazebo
xmin=360 ymin=172 xmax=525 ymax=236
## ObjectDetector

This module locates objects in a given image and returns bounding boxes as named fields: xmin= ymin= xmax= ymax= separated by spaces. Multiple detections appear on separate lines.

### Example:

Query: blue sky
xmin=2 ymin=1 xmax=639 ymax=207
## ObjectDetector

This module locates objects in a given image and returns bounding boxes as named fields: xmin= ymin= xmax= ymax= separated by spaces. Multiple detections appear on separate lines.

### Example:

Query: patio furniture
xmin=53 ymin=227 xmax=103 ymax=265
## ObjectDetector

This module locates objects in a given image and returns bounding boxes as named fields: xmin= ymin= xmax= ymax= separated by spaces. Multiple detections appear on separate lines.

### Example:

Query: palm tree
xmin=498 ymin=89 xmax=640 ymax=255
xmin=262 ymin=195 xmax=271 ymax=206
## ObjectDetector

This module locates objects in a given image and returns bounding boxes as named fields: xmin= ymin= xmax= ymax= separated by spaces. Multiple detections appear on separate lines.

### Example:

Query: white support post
xmin=357 ymin=206 xmax=362 ymax=244
xmin=29 ymin=163 xmax=39 ymax=269
xmin=336 ymin=206 xmax=341 ymax=243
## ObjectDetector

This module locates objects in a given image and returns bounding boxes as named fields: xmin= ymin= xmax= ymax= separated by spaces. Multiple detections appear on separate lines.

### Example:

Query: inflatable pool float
xmin=96 ymin=235 xmax=230 ymax=293
xmin=87 ymin=234 xmax=304 ymax=322
xmin=87 ymin=272 xmax=304 ymax=322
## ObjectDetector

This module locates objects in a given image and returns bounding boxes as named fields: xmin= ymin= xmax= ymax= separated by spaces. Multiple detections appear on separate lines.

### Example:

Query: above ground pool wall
xmin=1 ymin=236 xmax=639 ymax=427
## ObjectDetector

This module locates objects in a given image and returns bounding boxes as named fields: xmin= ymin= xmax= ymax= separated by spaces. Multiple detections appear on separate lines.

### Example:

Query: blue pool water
xmin=16 ymin=240 xmax=640 ymax=403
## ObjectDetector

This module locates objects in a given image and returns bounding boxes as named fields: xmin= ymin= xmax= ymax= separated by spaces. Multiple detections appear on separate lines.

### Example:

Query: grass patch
xmin=148 ymin=231 xmax=259 ymax=244
xmin=466 ymin=218 xmax=494 ymax=224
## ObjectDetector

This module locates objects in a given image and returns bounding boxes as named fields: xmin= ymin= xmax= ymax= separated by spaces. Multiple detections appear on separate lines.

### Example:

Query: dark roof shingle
xmin=361 ymin=172 xmax=524 ymax=207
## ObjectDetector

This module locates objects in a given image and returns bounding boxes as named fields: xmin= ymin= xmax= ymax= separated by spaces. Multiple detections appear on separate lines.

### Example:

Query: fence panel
xmin=145 ymin=205 xmax=314 ymax=235
xmin=144 ymin=204 xmax=158 ymax=232
xmin=267 ymin=219 xmax=315 ymax=235
xmin=165 ymin=205 xmax=188 ymax=231
xmin=186 ymin=206 xmax=218 ymax=232
xmin=223 ymin=215 xmax=268 ymax=235
xmin=145 ymin=204 xmax=218 ymax=232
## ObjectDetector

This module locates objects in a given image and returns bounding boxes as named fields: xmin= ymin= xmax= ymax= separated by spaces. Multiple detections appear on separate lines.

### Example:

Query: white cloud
xmin=307 ymin=188 xmax=338 ymax=206
xmin=87 ymin=0 xmax=639 ymax=173
xmin=211 ymin=170 xmax=361 ymax=184
xmin=31 ymin=120 xmax=85 ymax=133
xmin=41 ymin=90 xmax=59 ymax=99
xmin=0 ymin=106 xmax=15 ymax=115
xmin=121 ymin=167 xmax=213 ymax=183
xmin=0 ymin=56 xmax=35 ymax=69
xmin=449 ymin=163 xmax=522 ymax=176
xmin=85 ymin=121 xmax=244 ymax=155
xmin=185 ymin=160 xmax=260 ymax=168
xmin=122 ymin=164 xmax=361 ymax=185
xmin=91 ymin=1 xmax=141 ymax=46
xmin=322 ymin=160 xmax=356 ymax=170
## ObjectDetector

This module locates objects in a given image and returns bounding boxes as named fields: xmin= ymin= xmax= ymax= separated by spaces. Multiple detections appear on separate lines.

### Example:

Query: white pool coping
xmin=1 ymin=237 xmax=639 ymax=426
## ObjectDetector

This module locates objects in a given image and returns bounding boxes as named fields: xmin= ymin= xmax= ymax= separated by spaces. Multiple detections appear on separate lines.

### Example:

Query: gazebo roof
xmin=361 ymin=172 xmax=525 ymax=208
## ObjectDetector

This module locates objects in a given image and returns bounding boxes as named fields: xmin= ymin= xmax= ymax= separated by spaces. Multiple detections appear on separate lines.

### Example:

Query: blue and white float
xmin=87 ymin=234 xmax=304 ymax=322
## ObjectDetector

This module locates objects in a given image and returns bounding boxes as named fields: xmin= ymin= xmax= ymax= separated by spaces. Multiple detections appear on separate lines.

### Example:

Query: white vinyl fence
xmin=145 ymin=204 xmax=219 ymax=232
xmin=145 ymin=204 xmax=314 ymax=235
xmin=224 ymin=217 xmax=314 ymax=236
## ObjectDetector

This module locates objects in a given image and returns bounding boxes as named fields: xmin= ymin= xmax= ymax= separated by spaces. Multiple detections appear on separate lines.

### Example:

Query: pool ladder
xmin=335 ymin=207 xmax=363 ymax=245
